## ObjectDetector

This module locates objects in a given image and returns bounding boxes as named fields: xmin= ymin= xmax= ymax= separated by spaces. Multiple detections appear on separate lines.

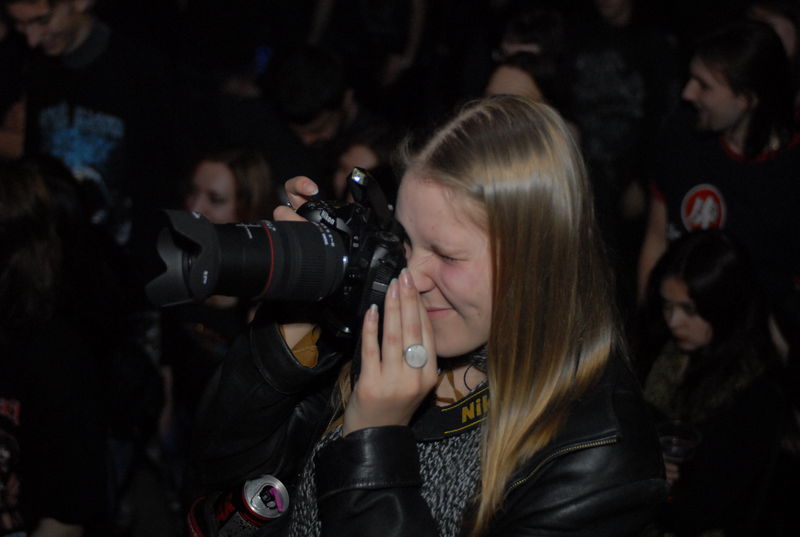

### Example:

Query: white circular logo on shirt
xmin=680 ymin=184 xmax=726 ymax=230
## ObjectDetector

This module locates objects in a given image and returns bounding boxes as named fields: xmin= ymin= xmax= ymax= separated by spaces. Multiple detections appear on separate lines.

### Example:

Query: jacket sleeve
xmin=189 ymin=312 xmax=346 ymax=494
xmin=316 ymin=426 xmax=440 ymax=537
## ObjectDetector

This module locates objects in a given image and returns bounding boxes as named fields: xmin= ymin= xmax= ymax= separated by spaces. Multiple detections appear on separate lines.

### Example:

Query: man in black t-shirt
xmin=3 ymin=0 xmax=177 ymax=246
xmin=637 ymin=21 xmax=799 ymax=345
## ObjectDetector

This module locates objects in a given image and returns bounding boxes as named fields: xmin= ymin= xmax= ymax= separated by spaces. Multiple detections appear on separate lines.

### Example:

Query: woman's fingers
xmin=273 ymin=205 xmax=307 ymax=222
xmin=344 ymin=272 xmax=436 ymax=435
xmin=399 ymin=268 xmax=424 ymax=355
xmin=418 ymin=295 xmax=437 ymax=375
xmin=399 ymin=268 xmax=436 ymax=375
xmin=380 ymin=278 xmax=403 ymax=376
xmin=359 ymin=304 xmax=381 ymax=381
xmin=284 ymin=176 xmax=319 ymax=207
xmin=273 ymin=176 xmax=319 ymax=221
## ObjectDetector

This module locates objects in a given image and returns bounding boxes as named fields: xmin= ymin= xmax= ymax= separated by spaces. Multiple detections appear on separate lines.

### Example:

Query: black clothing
xmin=24 ymin=20 xmax=177 ymax=245
xmin=567 ymin=20 xmax=679 ymax=192
xmin=643 ymin=344 xmax=784 ymax=536
xmin=650 ymin=111 xmax=800 ymax=342
xmin=566 ymin=19 xmax=680 ymax=315
xmin=160 ymin=301 xmax=251 ymax=495
xmin=0 ymin=318 xmax=107 ymax=536
xmin=190 ymin=316 xmax=667 ymax=536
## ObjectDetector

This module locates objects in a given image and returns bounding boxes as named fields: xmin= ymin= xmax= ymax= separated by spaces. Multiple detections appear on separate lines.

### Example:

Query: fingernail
xmin=389 ymin=278 xmax=399 ymax=298
xmin=368 ymin=303 xmax=378 ymax=320
xmin=306 ymin=184 xmax=319 ymax=196
xmin=400 ymin=267 xmax=413 ymax=288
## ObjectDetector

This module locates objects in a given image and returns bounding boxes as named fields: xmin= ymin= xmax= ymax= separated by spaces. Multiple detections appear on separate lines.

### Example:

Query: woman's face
xmin=660 ymin=276 xmax=714 ymax=352
xmin=485 ymin=65 xmax=544 ymax=102
xmin=186 ymin=160 xmax=238 ymax=224
xmin=395 ymin=173 xmax=493 ymax=357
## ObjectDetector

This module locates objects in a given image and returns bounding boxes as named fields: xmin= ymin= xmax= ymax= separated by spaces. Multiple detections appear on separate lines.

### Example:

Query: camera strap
xmin=413 ymin=385 xmax=490 ymax=441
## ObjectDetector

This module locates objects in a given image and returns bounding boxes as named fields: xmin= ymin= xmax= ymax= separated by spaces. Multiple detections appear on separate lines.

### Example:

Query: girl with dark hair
xmin=637 ymin=230 xmax=785 ymax=537
xmin=0 ymin=158 xmax=118 ymax=536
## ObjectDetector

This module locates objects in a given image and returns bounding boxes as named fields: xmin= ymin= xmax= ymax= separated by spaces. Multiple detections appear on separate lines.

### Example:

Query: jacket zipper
xmin=507 ymin=436 xmax=620 ymax=493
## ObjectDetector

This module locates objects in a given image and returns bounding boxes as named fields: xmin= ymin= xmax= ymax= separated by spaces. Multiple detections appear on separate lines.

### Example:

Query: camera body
xmin=146 ymin=168 xmax=405 ymax=339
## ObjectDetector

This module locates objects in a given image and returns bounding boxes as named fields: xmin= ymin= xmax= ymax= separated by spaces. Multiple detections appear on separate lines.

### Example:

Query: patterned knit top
xmin=288 ymin=389 xmax=487 ymax=537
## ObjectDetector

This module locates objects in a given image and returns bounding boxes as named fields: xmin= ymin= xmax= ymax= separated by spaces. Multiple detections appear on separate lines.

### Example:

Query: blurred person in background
xmin=1 ymin=0 xmax=178 ymax=248
xmin=637 ymin=20 xmax=799 ymax=357
xmin=635 ymin=230 xmax=786 ymax=537
xmin=0 ymin=157 xmax=136 ymax=537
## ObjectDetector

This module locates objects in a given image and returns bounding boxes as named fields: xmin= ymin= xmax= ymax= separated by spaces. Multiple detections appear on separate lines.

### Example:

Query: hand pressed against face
xmin=185 ymin=160 xmax=238 ymax=224
xmin=7 ymin=0 xmax=91 ymax=56
xmin=660 ymin=276 xmax=714 ymax=352
xmin=395 ymin=173 xmax=493 ymax=358
xmin=681 ymin=57 xmax=752 ymax=136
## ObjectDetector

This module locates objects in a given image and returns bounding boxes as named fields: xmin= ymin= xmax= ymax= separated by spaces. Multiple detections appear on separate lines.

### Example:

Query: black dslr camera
xmin=146 ymin=168 xmax=406 ymax=339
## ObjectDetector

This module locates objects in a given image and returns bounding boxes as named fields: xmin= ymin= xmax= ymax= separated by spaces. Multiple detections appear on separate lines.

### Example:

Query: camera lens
xmin=146 ymin=211 xmax=347 ymax=306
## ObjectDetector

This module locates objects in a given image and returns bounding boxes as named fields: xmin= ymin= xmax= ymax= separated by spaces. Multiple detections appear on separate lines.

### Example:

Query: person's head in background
xmin=495 ymin=4 xmax=565 ymax=61
xmin=492 ymin=6 xmax=568 ymax=112
xmin=748 ymin=0 xmax=799 ymax=59
xmin=485 ymin=52 xmax=546 ymax=103
xmin=266 ymin=46 xmax=357 ymax=148
xmin=331 ymin=124 xmax=399 ymax=204
xmin=646 ymin=230 xmax=772 ymax=360
xmin=185 ymin=147 xmax=277 ymax=224
xmin=484 ymin=53 xmax=580 ymax=143
xmin=748 ymin=0 xmax=800 ymax=103
xmin=0 ymin=156 xmax=125 ymax=338
xmin=681 ymin=20 xmax=794 ymax=159
xmin=2 ymin=0 xmax=94 ymax=56
xmin=595 ymin=0 xmax=634 ymax=28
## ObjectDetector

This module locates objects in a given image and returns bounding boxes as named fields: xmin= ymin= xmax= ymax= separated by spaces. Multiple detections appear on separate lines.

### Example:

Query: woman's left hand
xmin=343 ymin=268 xmax=438 ymax=435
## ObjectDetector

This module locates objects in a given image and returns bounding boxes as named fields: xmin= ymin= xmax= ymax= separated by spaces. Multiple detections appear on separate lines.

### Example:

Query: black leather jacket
xmin=190 ymin=316 xmax=667 ymax=537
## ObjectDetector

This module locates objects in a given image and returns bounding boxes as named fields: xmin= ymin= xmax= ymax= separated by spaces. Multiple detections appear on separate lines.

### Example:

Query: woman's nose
xmin=665 ymin=309 xmax=685 ymax=329
xmin=405 ymin=252 xmax=434 ymax=293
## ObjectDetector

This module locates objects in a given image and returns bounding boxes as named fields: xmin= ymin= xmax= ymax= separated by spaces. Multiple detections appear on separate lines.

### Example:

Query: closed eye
xmin=435 ymin=249 xmax=460 ymax=263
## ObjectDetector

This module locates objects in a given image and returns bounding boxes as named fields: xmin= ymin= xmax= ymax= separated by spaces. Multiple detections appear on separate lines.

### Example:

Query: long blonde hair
xmin=403 ymin=95 xmax=618 ymax=534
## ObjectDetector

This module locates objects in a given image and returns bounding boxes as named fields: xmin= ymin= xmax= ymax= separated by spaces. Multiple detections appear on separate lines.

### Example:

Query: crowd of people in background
xmin=0 ymin=0 xmax=798 ymax=536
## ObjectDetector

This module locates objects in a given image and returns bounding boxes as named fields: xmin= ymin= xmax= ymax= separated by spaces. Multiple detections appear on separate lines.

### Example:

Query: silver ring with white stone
xmin=403 ymin=344 xmax=428 ymax=369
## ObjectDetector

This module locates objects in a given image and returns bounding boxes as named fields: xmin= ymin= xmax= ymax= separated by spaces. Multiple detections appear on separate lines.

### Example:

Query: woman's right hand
xmin=272 ymin=176 xmax=319 ymax=222
xmin=342 ymin=269 xmax=439 ymax=435
xmin=273 ymin=176 xmax=320 ymax=349
xmin=665 ymin=461 xmax=680 ymax=487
